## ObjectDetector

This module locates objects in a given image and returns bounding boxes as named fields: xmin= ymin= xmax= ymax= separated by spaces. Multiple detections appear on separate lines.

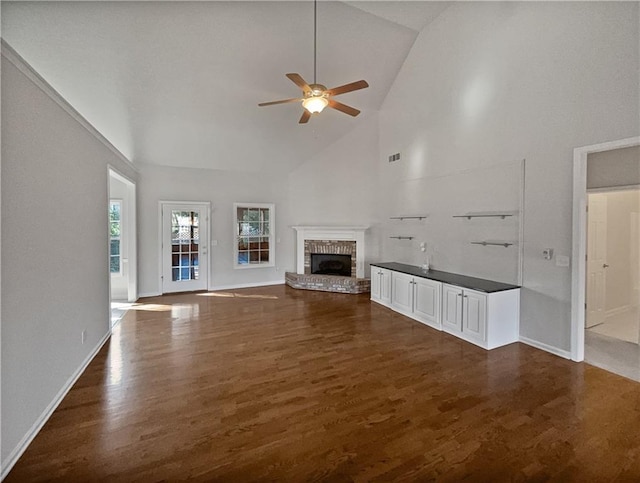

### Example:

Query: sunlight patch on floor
xmin=197 ymin=292 xmax=278 ymax=300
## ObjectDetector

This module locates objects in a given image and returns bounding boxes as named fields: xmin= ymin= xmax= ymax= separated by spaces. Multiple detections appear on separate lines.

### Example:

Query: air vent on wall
xmin=388 ymin=153 xmax=401 ymax=162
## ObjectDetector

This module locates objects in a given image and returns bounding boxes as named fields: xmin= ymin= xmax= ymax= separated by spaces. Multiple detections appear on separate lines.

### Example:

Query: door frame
xmin=158 ymin=201 xmax=211 ymax=294
xmin=571 ymin=136 xmax=640 ymax=361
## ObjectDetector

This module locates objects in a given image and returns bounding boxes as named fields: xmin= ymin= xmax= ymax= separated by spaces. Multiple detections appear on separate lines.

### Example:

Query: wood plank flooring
xmin=6 ymin=285 xmax=640 ymax=481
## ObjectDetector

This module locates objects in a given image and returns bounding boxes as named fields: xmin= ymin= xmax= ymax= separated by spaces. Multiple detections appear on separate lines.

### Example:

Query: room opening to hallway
xmin=585 ymin=187 xmax=640 ymax=380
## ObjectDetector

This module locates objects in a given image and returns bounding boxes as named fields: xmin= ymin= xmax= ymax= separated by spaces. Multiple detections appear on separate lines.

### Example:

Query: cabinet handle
xmin=463 ymin=295 xmax=468 ymax=298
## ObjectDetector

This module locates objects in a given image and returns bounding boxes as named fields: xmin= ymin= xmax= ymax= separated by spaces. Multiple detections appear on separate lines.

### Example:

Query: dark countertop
xmin=370 ymin=262 xmax=520 ymax=293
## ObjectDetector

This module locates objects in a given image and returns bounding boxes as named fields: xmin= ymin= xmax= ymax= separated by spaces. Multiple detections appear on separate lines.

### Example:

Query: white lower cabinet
xmin=390 ymin=271 xmax=441 ymax=329
xmin=441 ymin=283 xmax=519 ymax=349
xmin=370 ymin=267 xmax=391 ymax=306
xmin=370 ymin=264 xmax=520 ymax=350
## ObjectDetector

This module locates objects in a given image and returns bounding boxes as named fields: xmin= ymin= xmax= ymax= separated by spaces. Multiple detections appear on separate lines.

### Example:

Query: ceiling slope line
xmin=1 ymin=39 xmax=137 ymax=172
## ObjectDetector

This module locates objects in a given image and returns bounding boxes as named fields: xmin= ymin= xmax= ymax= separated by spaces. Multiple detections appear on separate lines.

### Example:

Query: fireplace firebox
xmin=310 ymin=254 xmax=352 ymax=276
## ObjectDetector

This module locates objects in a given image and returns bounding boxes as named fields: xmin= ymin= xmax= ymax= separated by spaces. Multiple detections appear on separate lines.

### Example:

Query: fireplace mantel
xmin=292 ymin=225 xmax=368 ymax=278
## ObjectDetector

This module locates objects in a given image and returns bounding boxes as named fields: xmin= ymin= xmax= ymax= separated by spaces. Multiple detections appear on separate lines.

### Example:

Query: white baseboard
xmin=1 ymin=331 xmax=111 ymax=480
xmin=519 ymin=336 xmax=572 ymax=360
xmin=605 ymin=304 xmax=632 ymax=319
xmin=138 ymin=291 xmax=161 ymax=298
xmin=208 ymin=279 xmax=285 ymax=291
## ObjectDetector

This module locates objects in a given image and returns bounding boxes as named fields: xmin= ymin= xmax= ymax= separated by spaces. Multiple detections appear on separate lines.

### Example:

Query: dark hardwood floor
xmin=6 ymin=285 xmax=640 ymax=481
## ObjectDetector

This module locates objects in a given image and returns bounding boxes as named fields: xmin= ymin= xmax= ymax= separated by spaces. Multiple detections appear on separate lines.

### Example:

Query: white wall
xmin=1 ymin=51 xmax=137 ymax=472
xmin=587 ymin=146 xmax=640 ymax=189
xmin=376 ymin=2 xmax=639 ymax=352
xmin=137 ymin=163 xmax=294 ymax=295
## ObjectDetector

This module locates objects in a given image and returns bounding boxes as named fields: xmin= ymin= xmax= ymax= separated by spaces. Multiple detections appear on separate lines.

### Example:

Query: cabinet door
xmin=442 ymin=284 xmax=463 ymax=333
xmin=380 ymin=268 xmax=392 ymax=304
xmin=391 ymin=272 xmax=413 ymax=314
xmin=370 ymin=268 xmax=382 ymax=300
xmin=414 ymin=277 xmax=441 ymax=327
xmin=463 ymin=289 xmax=487 ymax=344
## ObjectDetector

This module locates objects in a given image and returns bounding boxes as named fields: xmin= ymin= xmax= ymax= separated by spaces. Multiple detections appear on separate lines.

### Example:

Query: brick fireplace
xmin=286 ymin=226 xmax=370 ymax=294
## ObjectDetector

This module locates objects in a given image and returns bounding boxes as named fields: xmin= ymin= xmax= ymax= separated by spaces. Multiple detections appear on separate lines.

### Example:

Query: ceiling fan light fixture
xmin=302 ymin=96 xmax=329 ymax=113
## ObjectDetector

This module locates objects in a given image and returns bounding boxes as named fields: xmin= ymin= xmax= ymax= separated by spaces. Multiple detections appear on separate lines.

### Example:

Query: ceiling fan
xmin=258 ymin=1 xmax=369 ymax=124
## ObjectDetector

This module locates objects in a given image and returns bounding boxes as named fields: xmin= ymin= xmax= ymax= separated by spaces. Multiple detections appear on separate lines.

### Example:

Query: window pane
xmin=109 ymin=203 xmax=121 ymax=221
xmin=110 ymin=239 xmax=120 ymax=256
xmin=110 ymin=256 xmax=120 ymax=273
xmin=234 ymin=204 xmax=274 ymax=267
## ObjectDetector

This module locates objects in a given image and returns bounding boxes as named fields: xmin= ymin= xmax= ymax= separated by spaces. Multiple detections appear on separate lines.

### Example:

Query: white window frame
xmin=233 ymin=202 xmax=275 ymax=269
xmin=109 ymin=199 xmax=122 ymax=275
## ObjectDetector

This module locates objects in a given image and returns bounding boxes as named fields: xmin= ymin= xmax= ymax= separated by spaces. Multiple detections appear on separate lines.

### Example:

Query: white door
xmin=463 ymin=289 xmax=487 ymax=344
xmin=391 ymin=272 xmax=413 ymax=315
xmin=586 ymin=194 xmax=608 ymax=328
xmin=380 ymin=269 xmax=392 ymax=305
xmin=413 ymin=278 xmax=441 ymax=328
xmin=162 ymin=203 xmax=209 ymax=293
xmin=442 ymin=284 xmax=462 ymax=334
xmin=370 ymin=268 xmax=382 ymax=300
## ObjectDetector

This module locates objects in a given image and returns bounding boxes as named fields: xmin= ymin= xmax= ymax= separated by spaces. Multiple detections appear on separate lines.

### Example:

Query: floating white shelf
xmin=389 ymin=215 xmax=428 ymax=221
xmin=471 ymin=241 xmax=516 ymax=248
xmin=453 ymin=211 xmax=517 ymax=220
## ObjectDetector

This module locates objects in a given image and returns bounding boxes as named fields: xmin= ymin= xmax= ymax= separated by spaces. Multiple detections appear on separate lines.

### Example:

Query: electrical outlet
xmin=542 ymin=248 xmax=554 ymax=260
xmin=81 ymin=329 xmax=87 ymax=344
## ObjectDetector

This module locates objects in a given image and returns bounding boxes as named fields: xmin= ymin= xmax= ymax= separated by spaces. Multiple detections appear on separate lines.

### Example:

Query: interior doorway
xmin=585 ymin=188 xmax=640 ymax=345
xmin=108 ymin=168 xmax=137 ymax=326
xmin=572 ymin=137 xmax=640 ymax=381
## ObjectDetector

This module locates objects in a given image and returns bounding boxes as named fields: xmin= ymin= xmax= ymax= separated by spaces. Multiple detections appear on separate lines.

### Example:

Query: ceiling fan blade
xmin=299 ymin=110 xmax=311 ymax=124
xmin=328 ymin=99 xmax=361 ymax=117
xmin=326 ymin=80 xmax=369 ymax=97
xmin=258 ymin=98 xmax=302 ymax=107
xmin=286 ymin=73 xmax=311 ymax=94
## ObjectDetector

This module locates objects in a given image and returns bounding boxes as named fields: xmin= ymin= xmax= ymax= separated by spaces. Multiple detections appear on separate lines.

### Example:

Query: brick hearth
xmin=285 ymin=272 xmax=370 ymax=294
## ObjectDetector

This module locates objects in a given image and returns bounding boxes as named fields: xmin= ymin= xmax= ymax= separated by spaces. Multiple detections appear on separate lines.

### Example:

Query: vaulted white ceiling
xmin=2 ymin=1 xmax=450 ymax=173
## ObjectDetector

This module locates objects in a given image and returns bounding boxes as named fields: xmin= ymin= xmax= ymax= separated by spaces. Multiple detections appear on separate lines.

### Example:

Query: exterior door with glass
xmin=162 ymin=202 xmax=209 ymax=293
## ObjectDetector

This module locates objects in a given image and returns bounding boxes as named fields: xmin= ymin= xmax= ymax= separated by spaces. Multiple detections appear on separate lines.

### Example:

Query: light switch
xmin=212 ymin=239 xmax=218 ymax=246
xmin=556 ymin=255 xmax=570 ymax=267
